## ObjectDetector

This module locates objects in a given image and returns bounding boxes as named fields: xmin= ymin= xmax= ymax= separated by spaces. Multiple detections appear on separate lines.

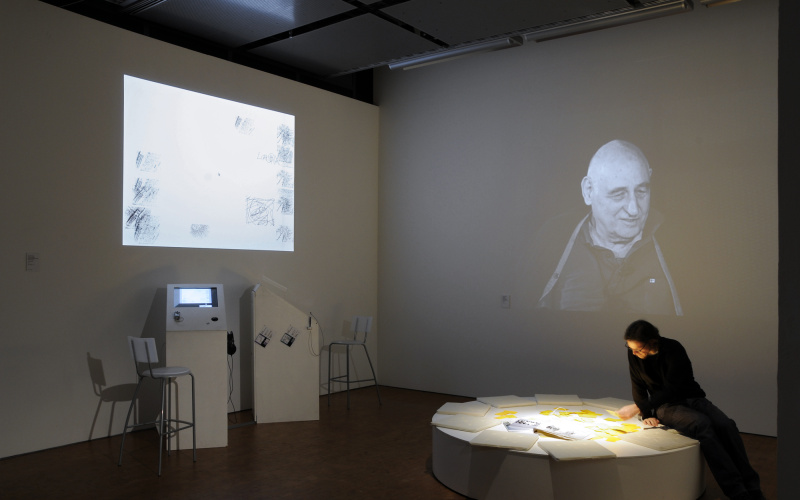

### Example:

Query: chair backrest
xmin=351 ymin=316 xmax=373 ymax=342
xmin=128 ymin=337 xmax=159 ymax=375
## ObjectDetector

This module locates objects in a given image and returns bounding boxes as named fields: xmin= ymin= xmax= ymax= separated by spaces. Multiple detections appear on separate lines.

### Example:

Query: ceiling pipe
xmin=525 ymin=0 xmax=693 ymax=43
xmin=386 ymin=1 xmax=692 ymax=71
xmin=388 ymin=36 xmax=524 ymax=71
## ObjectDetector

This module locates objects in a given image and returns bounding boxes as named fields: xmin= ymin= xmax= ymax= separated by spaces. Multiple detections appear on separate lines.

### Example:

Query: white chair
xmin=118 ymin=337 xmax=196 ymax=476
xmin=327 ymin=316 xmax=382 ymax=409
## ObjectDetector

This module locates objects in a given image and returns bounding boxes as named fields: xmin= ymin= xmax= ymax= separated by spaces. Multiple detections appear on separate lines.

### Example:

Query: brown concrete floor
xmin=0 ymin=387 xmax=776 ymax=499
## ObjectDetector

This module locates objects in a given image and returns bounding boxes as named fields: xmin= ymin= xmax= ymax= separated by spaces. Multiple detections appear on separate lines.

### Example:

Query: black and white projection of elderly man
xmin=536 ymin=140 xmax=682 ymax=315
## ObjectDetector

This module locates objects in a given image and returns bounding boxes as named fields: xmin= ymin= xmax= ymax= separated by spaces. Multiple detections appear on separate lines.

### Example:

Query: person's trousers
xmin=656 ymin=398 xmax=760 ymax=499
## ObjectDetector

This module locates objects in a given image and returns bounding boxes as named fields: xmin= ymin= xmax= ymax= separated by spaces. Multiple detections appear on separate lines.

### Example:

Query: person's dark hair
xmin=624 ymin=319 xmax=661 ymax=345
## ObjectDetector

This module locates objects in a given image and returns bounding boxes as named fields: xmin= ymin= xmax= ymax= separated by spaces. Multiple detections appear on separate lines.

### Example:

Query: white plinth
xmin=432 ymin=402 xmax=704 ymax=500
xmin=166 ymin=329 xmax=228 ymax=449
xmin=252 ymin=288 xmax=320 ymax=423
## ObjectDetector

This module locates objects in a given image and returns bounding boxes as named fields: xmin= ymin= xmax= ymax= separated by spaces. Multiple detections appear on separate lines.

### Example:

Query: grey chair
xmin=327 ymin=316 xmax=382 ymax=409
xmin=118 ymin=336 xmax=196 ymax=476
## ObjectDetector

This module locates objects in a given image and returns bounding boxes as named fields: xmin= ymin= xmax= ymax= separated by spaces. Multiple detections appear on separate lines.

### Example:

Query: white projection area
xmin=122 ymin=75 xmax=295 ymax=251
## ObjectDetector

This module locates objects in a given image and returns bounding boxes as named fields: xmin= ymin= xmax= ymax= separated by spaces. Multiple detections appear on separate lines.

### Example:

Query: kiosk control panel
xmin=166 ymin=283 xmax=227 ymax=331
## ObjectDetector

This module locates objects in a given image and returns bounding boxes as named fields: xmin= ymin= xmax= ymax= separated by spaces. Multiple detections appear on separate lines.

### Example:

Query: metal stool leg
xmin=167 ymin=378 xmax=172 ymax=456
xmin=121 ymin=337 xmax=195 ymax=476
xmin=158 ymin=378 xmax=167 ymax=476
xmin=345 ymin=345 xmax=351 ymax=409
xmin=360 ymin=344 xmax=382 ymax=405
xmin=190 ymin=372 xmax=197 ymax=462
xmin=118 ymin=376 xmax=144 ymax=466
xmin=327 ymin=345 xmax=333 ymax=406
xmin=327 ymin=343 xmax=354 ymax=408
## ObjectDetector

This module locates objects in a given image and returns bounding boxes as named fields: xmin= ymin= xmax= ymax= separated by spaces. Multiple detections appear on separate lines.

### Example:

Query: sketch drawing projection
xmin=277 ymin=124 xmax=294 ymax=164
xmin=276 ymin=226 xmax=292 ymax=242
xmin=191 ymin=224 xmax=209 ymax=238
xmin=122 ymin=75 xmax=295 ymax=251
xmin=278 ymin=190 xmax=293 ymax=215
xmin=132 ymin=178 xmax=159 ymax=204
xmin=235 ymin=116 xmax=255 ymax=135
xmin=246 ymin=197 xmax=275 ymax=227
xmin=136 ymin=151 xmax=161 ymax=172
xmin=125 ymin=206 xmax=160 ymax=243
xmin=277 ymin=169 xmax=293 ymax=188
xmin=246 ymin=119 xmax=295 ymax=243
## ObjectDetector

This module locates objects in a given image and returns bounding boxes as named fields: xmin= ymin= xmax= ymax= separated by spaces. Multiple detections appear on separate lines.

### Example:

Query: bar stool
xmin=118 ymin=336 xmax=196 ymax=476
xmin=327 ymin=316 xmax=382 ymax=409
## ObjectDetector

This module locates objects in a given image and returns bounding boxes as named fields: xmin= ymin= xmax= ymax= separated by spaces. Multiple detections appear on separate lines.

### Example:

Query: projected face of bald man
xmin=581 ymin=141 xmax=652 ymax=257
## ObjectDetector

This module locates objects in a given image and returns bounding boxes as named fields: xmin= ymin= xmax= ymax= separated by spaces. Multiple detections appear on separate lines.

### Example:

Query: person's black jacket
xmin=628 ymin=337 xmax=706 ymax=418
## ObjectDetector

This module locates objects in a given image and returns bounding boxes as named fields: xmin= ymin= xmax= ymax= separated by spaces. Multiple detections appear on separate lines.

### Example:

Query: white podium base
xmin=166 ymin=329 xmax=228 ymax=449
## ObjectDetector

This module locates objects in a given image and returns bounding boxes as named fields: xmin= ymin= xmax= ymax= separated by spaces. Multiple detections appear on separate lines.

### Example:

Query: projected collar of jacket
xmin=537 ymin=210 xmax=682 ymax=315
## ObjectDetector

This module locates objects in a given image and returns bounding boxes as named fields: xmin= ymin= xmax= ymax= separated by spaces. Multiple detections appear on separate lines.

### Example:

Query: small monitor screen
xmin=174 ymin=287 xmax=218 ymax=308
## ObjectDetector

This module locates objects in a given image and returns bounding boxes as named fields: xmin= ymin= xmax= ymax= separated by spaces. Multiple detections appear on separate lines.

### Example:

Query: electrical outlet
xmin=501 ymin=295 xmax=511 ymax=309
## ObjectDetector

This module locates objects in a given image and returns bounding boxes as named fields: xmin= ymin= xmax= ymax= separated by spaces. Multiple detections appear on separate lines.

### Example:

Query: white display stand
xmin=165 ymin=284 xmax=228 ymax=449
xmin=432 ymin=399 xmax=704 ymax=500
xmin=252 ymin=288 xmax=320 ymax=423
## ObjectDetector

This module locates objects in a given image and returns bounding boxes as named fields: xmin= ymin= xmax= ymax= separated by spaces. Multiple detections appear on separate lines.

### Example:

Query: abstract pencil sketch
xmin=257 ymin=124 xmax=295 ymax=164
xmin=278 ymin=190 xmax=293 ymax=215
xmin=276 ymin=225 xmax=293 ymax=243
xmin=277 ymin=169 xmax=294 ymax=188
xmin=135 ymin=151 xmax=161 ymax=172
xmin=276 ymin=145 xmax=293 ymax=164
xmin=246 ymin=196 xmax=275 ymax=226
xmin=123 ymin=75 xmax=295 ymax=251
xmin=234 ymin=116 xmax=255 ymax=135
xmin=125 ymin=206 xmax=160 ymax=243
xmin=132 ymin=178 xmax=159 ymax=204
xmin=190 ymin=224 xmax=210 ymax=238
xmin=277 ymin=123 xmax=293 ymax=146
xmin=276 ymin=124 xmax=294 ymax=164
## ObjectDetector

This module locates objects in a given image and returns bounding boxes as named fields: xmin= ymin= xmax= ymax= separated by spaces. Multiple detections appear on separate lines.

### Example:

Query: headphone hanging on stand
xmin=227 ymin=331 xmax=236 ymax=355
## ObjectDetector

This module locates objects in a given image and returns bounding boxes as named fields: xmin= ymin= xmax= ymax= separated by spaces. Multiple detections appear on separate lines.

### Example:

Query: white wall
xmin=0 ymin=0 xmax=378 ymax=459
xmin=0 ymin=0 xmax=782 ymax=461
xmin=375 ymin=0 xmax=778 ymax=436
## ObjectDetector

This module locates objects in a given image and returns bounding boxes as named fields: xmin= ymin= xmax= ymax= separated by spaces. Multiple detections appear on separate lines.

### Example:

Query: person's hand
xmin=642 ymin=417 xmax=660 ymax=427
xmin=616 ymin=404 xmax=640 ymax=420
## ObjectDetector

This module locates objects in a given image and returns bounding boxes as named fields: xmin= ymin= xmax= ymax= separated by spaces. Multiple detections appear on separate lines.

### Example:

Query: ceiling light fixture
xmin=388 ymin=36 xmax=525 ymax=71
xmin=699 ymin=0 xmax=743 ymax=7
xmin=120 ymin=0 xmax=169 ymax=15
xmin=526 ymin=0 xmax=693 ymax=43
xmin=386 ymin=0 xmax=693 ymax=72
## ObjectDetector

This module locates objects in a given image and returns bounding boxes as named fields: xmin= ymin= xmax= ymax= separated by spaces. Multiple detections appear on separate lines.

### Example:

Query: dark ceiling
xmin=41 ymin=0 xmax=704 ymax=103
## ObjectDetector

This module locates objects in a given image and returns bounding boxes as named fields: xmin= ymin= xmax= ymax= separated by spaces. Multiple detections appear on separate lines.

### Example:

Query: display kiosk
xmin=165 ymin=284 xmax=228 ymax=449
xmin=251 ymin=287 xmax=319 ymax=423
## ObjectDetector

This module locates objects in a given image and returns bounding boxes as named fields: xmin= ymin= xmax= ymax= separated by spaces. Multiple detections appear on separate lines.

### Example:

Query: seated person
xmin=617 ymin=319 xmax=763 ymax=500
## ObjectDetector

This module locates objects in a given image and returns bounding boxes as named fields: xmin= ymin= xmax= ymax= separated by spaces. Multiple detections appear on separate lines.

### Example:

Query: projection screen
xmin=122 ymin=75 xmax=295 ymax=251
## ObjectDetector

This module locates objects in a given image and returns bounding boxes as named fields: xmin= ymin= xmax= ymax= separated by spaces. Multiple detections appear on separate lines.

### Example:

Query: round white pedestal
xmin=432 ymin=401 xmax=705 ymax=500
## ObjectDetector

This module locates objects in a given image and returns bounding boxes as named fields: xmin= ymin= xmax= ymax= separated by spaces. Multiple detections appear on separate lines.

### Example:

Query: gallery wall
xmin=375 ymin=0 xmax=778 ymax=436
xmin=0 ymin=0 xmax=786 ymax=465
xmin=0 ymin=0 xmax=379 ymax=459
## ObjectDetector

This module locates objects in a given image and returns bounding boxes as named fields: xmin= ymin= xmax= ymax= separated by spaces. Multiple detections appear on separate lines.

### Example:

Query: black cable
xmin=227 ymin=352 xmax=237 ymax=423
xmin=310 ymin=311 xmax=325 ymax=356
